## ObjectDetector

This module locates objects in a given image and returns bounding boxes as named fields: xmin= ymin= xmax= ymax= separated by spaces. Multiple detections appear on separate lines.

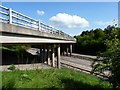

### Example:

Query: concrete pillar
xmin=66 ymin=44 xmax=69 ymax=56
xmin=63 ymin=50 xmax=65 ymax=56
xmin=57 ymin=44 xmax=61 ymax=68
xmin=47 ymin=45 xmax=51 ymax=65
xmin=40 ymin=45 xmax=43 ymax=63
xmin=51 ymin=44 xmax=55 ymax=67
xmin=43 ymin=45 xmax=46 ymax=63
xmin=61 ymin=44 xmax=65 ymax=56
xmin=70 ymin=44 xmax=72 ymax=56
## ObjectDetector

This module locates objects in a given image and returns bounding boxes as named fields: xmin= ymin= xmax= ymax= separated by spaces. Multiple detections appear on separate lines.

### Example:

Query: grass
xmin=2 ymin=68 xmax=112 ymax=89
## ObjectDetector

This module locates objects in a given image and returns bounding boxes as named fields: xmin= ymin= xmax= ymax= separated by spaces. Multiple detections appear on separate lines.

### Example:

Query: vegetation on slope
xmin=91 ymin=37 xmax=120 ymax=88
xmin=2 ymin=68 xmax=112 ymax=89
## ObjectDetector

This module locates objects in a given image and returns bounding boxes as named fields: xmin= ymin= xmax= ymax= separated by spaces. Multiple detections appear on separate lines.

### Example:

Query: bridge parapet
xmin=0 ymin=5 xmax=75 ymax=41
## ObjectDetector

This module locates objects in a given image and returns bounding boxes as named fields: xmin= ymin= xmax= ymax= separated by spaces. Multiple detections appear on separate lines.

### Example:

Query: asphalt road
xmin=61 ymin=56 xmax=92 ymax=66
xmin=60 ymin=56 xmax=93 ymax=72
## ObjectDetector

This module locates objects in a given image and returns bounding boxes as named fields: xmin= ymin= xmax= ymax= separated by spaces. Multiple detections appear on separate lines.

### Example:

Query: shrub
xmin=91 ymin=37 xmax=120 ymax=88
xmin=8 ymin=64 xmax=16 ymax=71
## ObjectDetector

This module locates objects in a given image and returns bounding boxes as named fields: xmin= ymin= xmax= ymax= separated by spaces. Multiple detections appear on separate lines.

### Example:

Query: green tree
xmin=74 ymin=26 xmax=120 ymax=55
xmin=94 ymin=28 xmax=104 ymax=39
xmin=91 ymin=37 xmax=120 ymax=88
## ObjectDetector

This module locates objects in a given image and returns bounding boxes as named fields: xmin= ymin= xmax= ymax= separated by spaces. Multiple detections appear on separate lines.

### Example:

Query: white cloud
xmin=37 ymin=10 xmax=45 ymax=16
xmin=95 ymin=20 xmax=118 ymax=26
xmin=49 ymin=13 xmax=89 ymax=29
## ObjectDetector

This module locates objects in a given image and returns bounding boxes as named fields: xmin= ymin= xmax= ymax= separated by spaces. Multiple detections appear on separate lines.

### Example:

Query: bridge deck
xmin=1 ymin=22 xmax=76 ymax=44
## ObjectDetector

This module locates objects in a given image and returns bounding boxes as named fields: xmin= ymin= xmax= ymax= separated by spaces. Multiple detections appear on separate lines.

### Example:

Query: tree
xmin=91 ymin=37 xmax=120 ymax=88
xmin=93 ymin=28 xmax=104 ymax=39
xmin=74 ymin=26 xmax=120 ymax=55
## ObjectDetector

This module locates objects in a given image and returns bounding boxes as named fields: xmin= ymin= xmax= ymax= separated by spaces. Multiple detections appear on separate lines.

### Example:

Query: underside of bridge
xmin=2 ymin=43 xmax=73 ymax=69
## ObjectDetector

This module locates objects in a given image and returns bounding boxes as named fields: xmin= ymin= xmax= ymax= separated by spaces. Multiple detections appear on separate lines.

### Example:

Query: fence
xmin=0 ymin=5 xmax=75 ymax=40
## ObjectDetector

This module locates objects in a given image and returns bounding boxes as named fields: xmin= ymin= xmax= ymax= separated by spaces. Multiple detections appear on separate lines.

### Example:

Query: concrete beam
xmin=1 ymin=33 xmax=76 ymax=44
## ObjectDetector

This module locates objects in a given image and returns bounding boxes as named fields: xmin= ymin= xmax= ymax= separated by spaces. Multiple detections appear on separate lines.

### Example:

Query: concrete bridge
xmin=0 ymin=5 xmax=76 ymax=68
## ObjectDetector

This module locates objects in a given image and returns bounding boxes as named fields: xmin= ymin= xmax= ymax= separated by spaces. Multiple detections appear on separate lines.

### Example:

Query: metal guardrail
xmin=0 ymin=5 xmax=75 ymax=40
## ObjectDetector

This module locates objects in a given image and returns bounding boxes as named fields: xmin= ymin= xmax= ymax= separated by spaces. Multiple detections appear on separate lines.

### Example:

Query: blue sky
xmin=2 ymin=2 xmax=118 ymax=36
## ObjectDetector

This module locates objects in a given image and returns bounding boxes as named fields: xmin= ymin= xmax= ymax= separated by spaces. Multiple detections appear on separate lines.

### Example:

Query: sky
xmin=1 ymin=2 xmax=118 ymax=36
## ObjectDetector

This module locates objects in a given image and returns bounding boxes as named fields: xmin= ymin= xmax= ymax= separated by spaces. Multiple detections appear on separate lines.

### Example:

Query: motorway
xmin=59 ymin=55 xmax=93 ymax=74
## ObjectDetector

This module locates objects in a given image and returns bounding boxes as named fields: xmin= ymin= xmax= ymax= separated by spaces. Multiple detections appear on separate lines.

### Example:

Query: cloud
xmin=95 ymin=20 xmax=118 ymax=26
xmin=49 ymin=13 xmax=89 ymax=29
xmin=37 ymin=10 xmax=45 ymax=16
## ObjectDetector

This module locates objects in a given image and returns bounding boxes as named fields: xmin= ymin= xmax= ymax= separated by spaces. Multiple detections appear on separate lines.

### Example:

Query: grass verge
xmin=2 ymin=68 xmax=112 ymax=88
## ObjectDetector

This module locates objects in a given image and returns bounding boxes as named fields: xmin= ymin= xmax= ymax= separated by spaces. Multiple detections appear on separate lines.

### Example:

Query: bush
xmin=8 ymin=64 xmax=16 ymax=71
xmin=91 ymin=37 xmax=120 ymax=88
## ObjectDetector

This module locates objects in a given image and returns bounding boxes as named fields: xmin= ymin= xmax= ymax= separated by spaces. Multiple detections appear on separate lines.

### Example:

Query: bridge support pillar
xmin=66 ymin=44 xmax=69 ymax=56
xmin=60 ymin=44 xmax=63 ymax=56
xmin=51 ymin=44 xmax=55 ymax=67
xmin=57 ymin=44 xmax=61 ymax=68
xmin=47 ymin=45 xmax=51 ymax=65
xmin=40 ymin=45 xmax=43 ymax=63
xmin=44 ymin=45 xmax=47 ymax=64
xmin=63 ymin=50 xmax=65 ymax=56
xmin=70 ymin=44 xmax=72 ymax=56
xmin=61 ymin=44 xmax=65 ymax=56
xmin=43 ymin=45 xmax=46 ymax=63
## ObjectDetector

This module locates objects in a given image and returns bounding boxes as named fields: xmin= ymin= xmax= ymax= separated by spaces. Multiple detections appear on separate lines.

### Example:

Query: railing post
xmin=63 ymin=33 xmax=65 ymax=38
xmin=51 ymin=27 xmax=53 ymax=34
xmin=9 ymin=8 xmax=12 ymax=24
xmin=38 ymin=21 xmax=41 ymax=31
xmin=58 ymin=30 xmax=60 ymax=35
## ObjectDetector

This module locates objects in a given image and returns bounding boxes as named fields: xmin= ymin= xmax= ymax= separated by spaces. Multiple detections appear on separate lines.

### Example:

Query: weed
xmin=8 ymin=64 xmax=16 ymax=71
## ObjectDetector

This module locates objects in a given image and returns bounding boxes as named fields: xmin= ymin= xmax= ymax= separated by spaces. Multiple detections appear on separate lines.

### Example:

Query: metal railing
xmin=0 ymin=5 xmax=75 ymax=40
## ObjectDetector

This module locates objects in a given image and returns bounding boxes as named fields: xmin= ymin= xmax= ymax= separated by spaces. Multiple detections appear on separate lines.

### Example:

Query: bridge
xmin=0 ymin=5 xmax=76 ymax=69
